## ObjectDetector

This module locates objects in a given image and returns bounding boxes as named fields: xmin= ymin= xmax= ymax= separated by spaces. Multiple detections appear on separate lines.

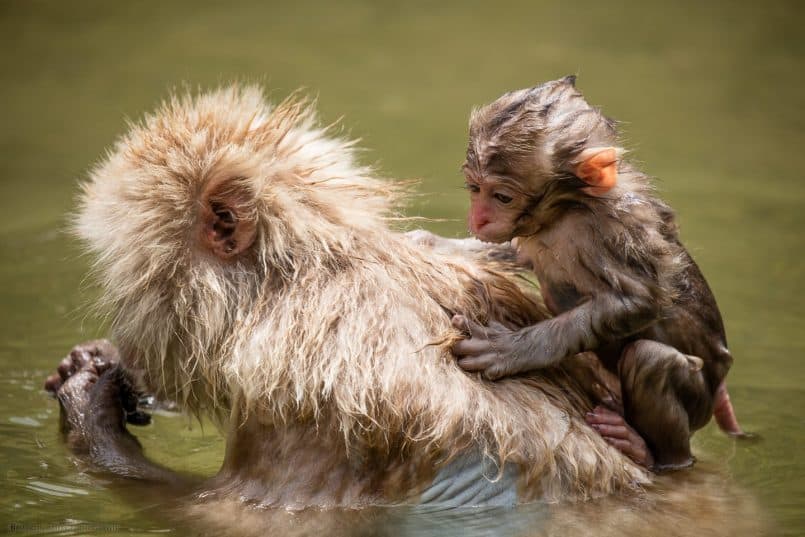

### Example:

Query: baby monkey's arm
xmin=453 ymin=286 xmax=660 ymax=380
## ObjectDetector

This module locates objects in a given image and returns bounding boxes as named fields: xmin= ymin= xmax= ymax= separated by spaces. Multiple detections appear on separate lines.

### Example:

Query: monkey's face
xmin=464 ymin=174 xmax=535 ymax=243
xmin=462 ymin=77 xmax=624 ymax=244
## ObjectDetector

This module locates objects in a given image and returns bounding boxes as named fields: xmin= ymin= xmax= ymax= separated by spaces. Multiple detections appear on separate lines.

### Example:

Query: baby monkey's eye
xmin=494 ymin=193 xmax=513 ymax=204
xmin=465 ymin=183 xmax=481 ymax=193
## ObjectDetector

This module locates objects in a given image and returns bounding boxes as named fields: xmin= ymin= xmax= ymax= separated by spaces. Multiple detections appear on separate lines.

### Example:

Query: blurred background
xmin=1 ymin=1 xmax=803 ymax=535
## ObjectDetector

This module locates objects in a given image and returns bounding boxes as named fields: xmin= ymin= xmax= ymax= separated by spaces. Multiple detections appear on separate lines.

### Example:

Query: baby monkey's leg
xmin=618 ymin=339 xmax=713 ymax=471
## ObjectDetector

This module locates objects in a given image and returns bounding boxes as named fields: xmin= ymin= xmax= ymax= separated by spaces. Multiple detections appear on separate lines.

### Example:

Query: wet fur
xmin=76 ymin=85 xmax=646 ymax=505
xmin=462 ymin=77 xmax=737 ymax=468
xmin=465 ymin=76 xmax=687 ymax=316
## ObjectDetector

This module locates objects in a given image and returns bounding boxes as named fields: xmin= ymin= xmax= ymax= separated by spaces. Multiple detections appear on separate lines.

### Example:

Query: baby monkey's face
xmin=463 ymin=171 xmax=533 ymax=243
xmin=462 ymin=76 xmax=621 ymax=244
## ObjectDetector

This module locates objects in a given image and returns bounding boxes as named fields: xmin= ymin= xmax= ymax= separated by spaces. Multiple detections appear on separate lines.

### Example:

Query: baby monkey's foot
xmin=586 ymin=406 xmax=654 ymax=469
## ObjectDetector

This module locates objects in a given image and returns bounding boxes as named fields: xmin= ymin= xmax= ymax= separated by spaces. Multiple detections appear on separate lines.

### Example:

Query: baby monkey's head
xmin=462 ymin=76 xmax=622 ymax=242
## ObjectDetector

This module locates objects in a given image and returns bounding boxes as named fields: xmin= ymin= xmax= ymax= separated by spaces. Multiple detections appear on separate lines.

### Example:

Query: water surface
xmin=1 ymin=1 xmax=803 ymax=535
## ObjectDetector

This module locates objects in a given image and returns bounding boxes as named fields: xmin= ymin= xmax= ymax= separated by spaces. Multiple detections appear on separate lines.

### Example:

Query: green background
xmin=1 ymin=1 xmax=803 ymax=535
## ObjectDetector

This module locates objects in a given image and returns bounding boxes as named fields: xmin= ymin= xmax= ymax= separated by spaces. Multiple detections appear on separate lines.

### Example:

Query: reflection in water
xmin=149 ymin=468 xmax=765 ymax=537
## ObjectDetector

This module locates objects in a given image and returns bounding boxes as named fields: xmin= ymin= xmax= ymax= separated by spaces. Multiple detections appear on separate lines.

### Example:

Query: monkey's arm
xmin=453 ymin=290 xmax=660 ymax=380
xmin=45 ymin=343 xmax=196 ymax=488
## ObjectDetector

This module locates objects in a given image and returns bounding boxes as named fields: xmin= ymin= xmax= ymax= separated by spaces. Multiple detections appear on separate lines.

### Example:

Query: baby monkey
xmin=452 ymin=76 xmax=745 ymax=470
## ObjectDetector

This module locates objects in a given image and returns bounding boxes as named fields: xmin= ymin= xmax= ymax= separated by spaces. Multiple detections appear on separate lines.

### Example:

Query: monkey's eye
xmin=494 ymin=193 xmax=513 ymax=204
xmin=465 ymin=183 xmax=481 ymax=193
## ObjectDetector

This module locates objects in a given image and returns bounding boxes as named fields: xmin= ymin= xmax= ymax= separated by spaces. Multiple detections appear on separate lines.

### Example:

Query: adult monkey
xmin=43 ymin=87 xmax=645 ymax=515
xmin=446 ymin=76 xmax=746 ymax=471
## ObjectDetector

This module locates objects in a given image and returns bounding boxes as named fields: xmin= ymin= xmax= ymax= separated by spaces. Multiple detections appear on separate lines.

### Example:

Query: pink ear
xmin=574 ymin=148 xmax=618 ymax=196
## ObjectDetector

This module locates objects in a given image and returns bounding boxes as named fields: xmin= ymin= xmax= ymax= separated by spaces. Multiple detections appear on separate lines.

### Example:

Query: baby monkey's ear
xmin=573 ymin=147 xmax=618 ymax=196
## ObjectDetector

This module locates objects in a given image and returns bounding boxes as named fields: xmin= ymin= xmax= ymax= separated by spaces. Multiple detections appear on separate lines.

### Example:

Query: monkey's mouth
xmin=473 ymin=226 xmax=511 ymax=244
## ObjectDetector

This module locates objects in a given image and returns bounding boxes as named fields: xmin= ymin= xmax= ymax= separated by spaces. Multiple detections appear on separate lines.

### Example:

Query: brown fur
xmin=464 ymin=76 xmax=685 ymax=312
xmin=456 ymin=76 xmax=741 ymax=469
xmin=75 ymin=85 xmax=646 ymax=506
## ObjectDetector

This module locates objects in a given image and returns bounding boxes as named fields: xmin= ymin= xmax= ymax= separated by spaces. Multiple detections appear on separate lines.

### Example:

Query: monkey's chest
xmin=522 ymin=240 xmax=586 ymax=315
xmin=539 ymin=279 xmax=584 ymax=316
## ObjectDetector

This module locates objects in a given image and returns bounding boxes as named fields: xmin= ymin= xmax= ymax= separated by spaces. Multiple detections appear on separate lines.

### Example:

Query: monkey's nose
xmin=470 ymin=216 xmax=490 ymax=232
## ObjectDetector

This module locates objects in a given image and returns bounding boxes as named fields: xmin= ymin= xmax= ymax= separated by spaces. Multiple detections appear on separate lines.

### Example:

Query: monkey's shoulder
xmin=528 ymin=205 xmax=638 ymax=261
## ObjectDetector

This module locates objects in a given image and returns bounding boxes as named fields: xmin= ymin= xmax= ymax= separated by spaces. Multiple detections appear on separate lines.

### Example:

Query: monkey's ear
xmin=573 ymin=147 xmax=618 ymax=196
xmin=199 ymin=177 xmax=258 ymax=260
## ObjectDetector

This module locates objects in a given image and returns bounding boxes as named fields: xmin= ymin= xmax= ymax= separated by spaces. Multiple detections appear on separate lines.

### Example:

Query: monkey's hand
xmin=44 ymin=342 xmax=189 ymax=485
xmin=451 ymin=315 xmax=566 ymax=380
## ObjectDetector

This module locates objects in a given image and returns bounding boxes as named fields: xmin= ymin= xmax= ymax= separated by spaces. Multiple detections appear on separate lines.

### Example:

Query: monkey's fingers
xmin=585 ymin=406 xmax=625 ymax=425
xmin=598 ymin=428 xmax=648 ymax=464
xmin=604 ymin=437 xmax=638 ymax=457
xmin=606 ymin=434 xmax=653 ymax=469
xmin=56 ymin=356 xmax=75 ymax=382
xmin=44 ymin=373 xmax=62 ymax=395
xmin=590 ymin=423 xmax=630 ymax=439
xmin=586 ymin=407 xmax=654 ymax=467
xmin=45 ymin=353 xmax=90 ymax=394
xmin=457 ymin=354 xmax=498 ymax=373
xmin=452 ymin=338 xmax=493 ymax=357
xmin=451 ymin=315 xmax=491 ymax=340
xmin=451 ymin=314 xmax=470 ymax=335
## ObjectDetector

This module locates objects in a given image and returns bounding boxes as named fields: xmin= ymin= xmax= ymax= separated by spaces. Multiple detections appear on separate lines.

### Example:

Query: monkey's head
xmin=462 ymin=76 xmax=623 ymax=242
xmin=76 ymin=86 xmax=399 ymax=411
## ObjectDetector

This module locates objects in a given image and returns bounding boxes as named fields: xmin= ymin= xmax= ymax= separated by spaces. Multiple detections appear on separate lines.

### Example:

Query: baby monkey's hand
xmin=451 ymin=315 xmax=562 ymax=379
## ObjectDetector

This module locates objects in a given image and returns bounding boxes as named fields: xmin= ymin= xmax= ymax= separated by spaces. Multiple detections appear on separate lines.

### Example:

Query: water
xmin=1 ymin=1 xmax=803 ymax=535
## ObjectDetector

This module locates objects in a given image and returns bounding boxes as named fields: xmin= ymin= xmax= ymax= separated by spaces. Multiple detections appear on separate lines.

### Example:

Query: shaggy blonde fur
xmin=77 ymin=85 xmax=647 ymax=504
